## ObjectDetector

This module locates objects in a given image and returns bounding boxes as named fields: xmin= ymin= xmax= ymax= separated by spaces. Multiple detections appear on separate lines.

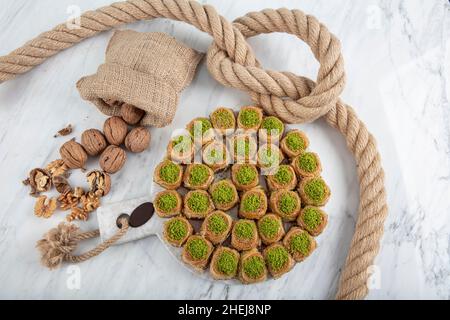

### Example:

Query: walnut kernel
xmin=45 ymin=159 xmax=69 ymax=178
xmin=25 ymin=168 xmax=52 ymax=196
xmin=87 ymin=170 xmax=111 ymax=197
xmin=34 ymin=196 xmax=57 ymax=218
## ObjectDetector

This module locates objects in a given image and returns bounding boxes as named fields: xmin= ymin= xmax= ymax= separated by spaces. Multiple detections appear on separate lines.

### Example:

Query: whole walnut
xmin=103 ymin=116 xmax=128 ymax=146
xmin=99 ymin=145 xmax=127 ymax=174
xmin=125 ymin=127 xmax=151 ymax=153
xmin=81 ymin=129 xmax=108 ymax=156
xmin=121 ymin=104 xmax=145 ymax=125
xmin=59 ymin=139 xmax=88 ymax=169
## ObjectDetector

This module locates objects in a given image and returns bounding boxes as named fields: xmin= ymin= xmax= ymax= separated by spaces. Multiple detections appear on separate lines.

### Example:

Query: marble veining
xmin=0 ymin=0 xmax=448 ymax=299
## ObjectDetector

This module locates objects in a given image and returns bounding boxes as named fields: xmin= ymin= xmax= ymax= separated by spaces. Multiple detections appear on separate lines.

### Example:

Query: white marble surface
xmin=0 ymin=0 xmax=449 ymax=300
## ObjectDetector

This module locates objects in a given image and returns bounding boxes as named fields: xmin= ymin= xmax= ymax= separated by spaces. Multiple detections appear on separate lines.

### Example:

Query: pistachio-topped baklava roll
xmin=202 ymin=141 xmax=230 ymax=172
xmin=182 ymin=235 xmax=214 ymax=271
xmin=259 ymin=116 xmax=285 ymax=142
xmin=257 ymin=214 xmax=285 ymax=245
xmin=283 ymin=227 xmax=317 ymax=262
xmin=231 ymin=219 xmax=260 ymax=251
xmin=256 ymin=144 xmax=284 ymax=171
xmin=200 ymin=211 xmax=233 ymax=245
xmin=263 ymin=243 xmax=294 ymax=278
xmin=298 ymin=176 xmax=330 ymax=207
xmin=210 ymin=246 xmax=240 ymax=280
xmin=298 ymin=206 xmax=328 ymax=236
xmin=210 ymin=107 xmax=236 ymax=135
xmin=280 ymin=130 xmax=309 ymax=158
xmin=166 ymin=133 xmax=194 ymax=164
xmin=239 ymin=249 xmax=268 ymax=284
xmin=183 ymin=190 xmax=215 ymax=219
xmin=183 ymin=163 xmax=214 ymax=190
xmin=231 ymin=133 xmax=258 ymax=163
xmin=209 ymin=180 xmax=239 ymax=211
xmin=292 ymin=152 xmax=322 ymax=178
xmin=153 ymin=159 xmax=183 ymax=190
xmin=154 ymin=190 xmax=183 ymax=218
xmin=237 ymin=106 xmax=264 ymax=131
xmin=269 ymin=190 xmax=302 ymax=222
xmin=239 ymin=187 xmax=268 ymax=220
xmin=231 ymin=164 xmax=259 ymax=191
xmin=266 ymin=164 xmax=297 ymax=191
xmin=163 ymin=216 xmax=193 ymax=247
xmin=187 ymin=117 xmax=215 ymax=145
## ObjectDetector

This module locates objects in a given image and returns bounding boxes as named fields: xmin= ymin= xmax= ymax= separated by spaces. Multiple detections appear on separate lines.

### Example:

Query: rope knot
xmin=206 ymin=8 xmax=346 ymax=124
xmin=36 ymin=223 xmax=80 ymax=269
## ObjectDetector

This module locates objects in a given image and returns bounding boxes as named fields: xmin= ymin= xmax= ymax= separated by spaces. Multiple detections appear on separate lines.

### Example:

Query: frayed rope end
xmin=36 ymin=223 xmax=80 ymax=269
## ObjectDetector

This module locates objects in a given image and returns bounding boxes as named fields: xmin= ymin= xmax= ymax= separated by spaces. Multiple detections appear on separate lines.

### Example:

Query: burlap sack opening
xmin=77 ymin=30 xmax=203 ymax=127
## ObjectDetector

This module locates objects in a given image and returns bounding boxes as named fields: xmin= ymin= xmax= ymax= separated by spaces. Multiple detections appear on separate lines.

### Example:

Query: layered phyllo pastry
xmin=298 ymin=176 xmax=330 ymax=207
xmin=239 ymin=249 xmax=268 ymax=284
xmin=202 ymin=141 xmax=231 ymax=172
xmin=257 ymin=214 xmax=285 ymax=245
xmin=200 ymin=211 xmax=233 ymax=245
xmin=256 ymin=144 xmax=284 ymax=170
xmin=280 ymin=130 xmax=309 ymax=158
xmin=182 ymin=235 xmax=214 ymax=271
xmin=183 ymin=163 xmax=214 ymax=190
xmin=210 ymin=107 xmax=236 ymax=135
xmin=154 ymin=190 xmax=183 ymax=218
xmin=153 ymin=159 xmax=183 ymax=190
xmin=231 ymin=164 xmax=259 ymax=191
xmin=237 ymin=106 xmax=264 ymax=131
xmin=231 ymin=219 xmax=260 ymax=251
xmin=166 ymin=133 xmax=194 ymax=164
xmin=269 ymin=190 xmax=302 ymax=222
xmin=259 ymin=116 xmax=285 ymax=142
xmin=209 ymin=246 xmax=240 ymax=280
xmin=238 ymin=187 xmax=268 ymax=220
xmin=263 ymin=243 xmax=294 ymax=278
xmin=298 ymin=206 xmax=328 ymax=236
xmin=187 ymin=117 xmax=215 ymax=145
xmin=231 ymin=133 xmax=258 ymax=163
xmin=163 ymin=216 xmax=193 ymax=247
xmin=266 ymin=164 xmax=297 ymax=191
xmin=292 ymin=152 xmax=322 ymax=178
xmin=283 ymin=227 xmax=317 ymax=262
xmin=183 ymin=190 xmax=215 ymax=219
xmin=209 ymin=180 xmax=239 ymax=211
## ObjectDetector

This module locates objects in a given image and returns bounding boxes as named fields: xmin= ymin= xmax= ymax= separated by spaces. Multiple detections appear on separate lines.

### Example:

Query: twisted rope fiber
xmin=36 ymin=218 xmax=129 ymax=267
xmin=0 ymin=0 xmax=387 ymax=300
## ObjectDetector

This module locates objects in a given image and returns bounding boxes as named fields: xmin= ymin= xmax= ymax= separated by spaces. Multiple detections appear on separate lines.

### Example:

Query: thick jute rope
xmin=0 ymin=0 xmax=387 ymax=300
xmin=36 ymin=218 xmax=129 ymax=268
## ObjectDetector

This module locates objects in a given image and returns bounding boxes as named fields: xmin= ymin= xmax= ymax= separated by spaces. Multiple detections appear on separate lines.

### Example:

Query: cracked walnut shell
xmin=59 ymin=139 xmax=88 ymax=169
xmin=34 ymin=196 xmax=57 ymax=218
xmin=99 ymin=145 xmax=127 ymax=174
xmin=24 ymin=168 xmax=52 ymax=196
xmin=87 ymin=170 xmax=111 ymax=197
xmin=52 ymin=175 xmax=72 ymax=194
xmin=103 ymin=116 xmax=128 ymax=146
xmin=81 ymin=129 xmax=108 ymax=156
xmin=125 ymin=127 xmax=151 ymax=153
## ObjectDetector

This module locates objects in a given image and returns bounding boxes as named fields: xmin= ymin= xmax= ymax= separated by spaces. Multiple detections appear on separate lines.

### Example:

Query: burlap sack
xmin=77 ymin=30 xmax=203 ymax=127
